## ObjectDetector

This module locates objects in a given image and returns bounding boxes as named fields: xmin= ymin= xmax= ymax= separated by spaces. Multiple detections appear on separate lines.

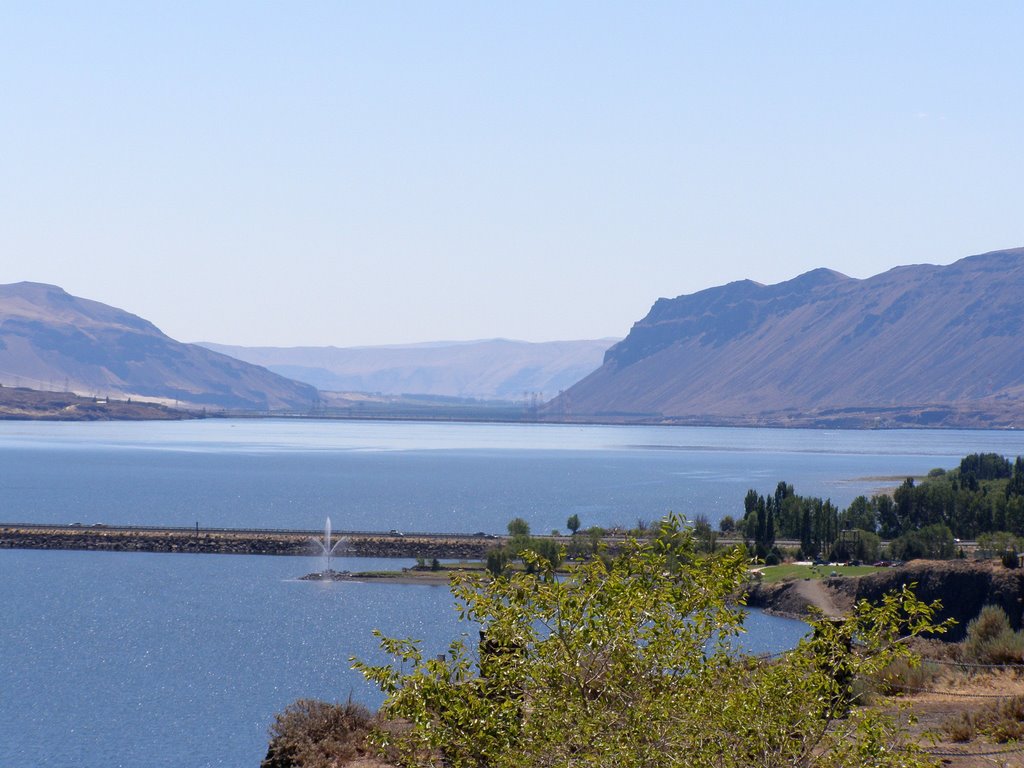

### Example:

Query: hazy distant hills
xmin=552 ymin=248 xmax=1024 ymax=428
xmin=198 ymin=338 xmax=616 ymax=400
xmin=0 ymin=283 xmax=319 ymax=411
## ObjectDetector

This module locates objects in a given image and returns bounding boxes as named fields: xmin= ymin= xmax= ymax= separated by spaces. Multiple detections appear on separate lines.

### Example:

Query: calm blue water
xmin=2 ymin=550 xmax=806 ymax=768
xmin=4 ymin=420 xmax=1024 ymax=766
xmin=3 ymin=419 xmax=1023 ymax=533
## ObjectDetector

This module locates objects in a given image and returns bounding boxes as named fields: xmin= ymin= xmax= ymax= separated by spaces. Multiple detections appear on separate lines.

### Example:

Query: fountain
xmin=302 ymin=516 xmax=352 ymax=580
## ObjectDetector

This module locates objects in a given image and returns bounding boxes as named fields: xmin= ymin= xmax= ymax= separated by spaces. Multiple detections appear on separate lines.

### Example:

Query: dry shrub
xmin=943 ymin=695 xmax=1024 ymax=744
xmin=262 ymin=699 xmax=376 ymax=768
xmin=871 ymin=656 xmax=939 ymax=696
xmin=963 ymin=605 xmax=1024 ymax=664
xmin=942 ymin=715 xmax=976 ymax=743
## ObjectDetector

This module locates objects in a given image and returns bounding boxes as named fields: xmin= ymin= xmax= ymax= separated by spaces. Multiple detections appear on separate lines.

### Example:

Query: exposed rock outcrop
xmin=748 ymin=560 xmax=1024 ymax=640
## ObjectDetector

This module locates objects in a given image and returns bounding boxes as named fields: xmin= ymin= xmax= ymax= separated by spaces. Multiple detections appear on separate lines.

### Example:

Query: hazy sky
xmin=2 ymin=3 xmax=1021 ymax=347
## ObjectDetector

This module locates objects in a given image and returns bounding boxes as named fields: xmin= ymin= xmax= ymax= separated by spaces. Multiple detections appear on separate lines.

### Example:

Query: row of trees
xmin=738 ymin=453 xmax=1024 ymax=561
xmin=494 ymin=453 xmax=1024 ymax=567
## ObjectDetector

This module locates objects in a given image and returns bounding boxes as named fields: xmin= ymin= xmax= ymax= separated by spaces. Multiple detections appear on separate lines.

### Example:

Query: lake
xmin=4 ymin=419 xmax=1024 ymax=534
xmin=3 ymin=419 xmax=1024 ymax=767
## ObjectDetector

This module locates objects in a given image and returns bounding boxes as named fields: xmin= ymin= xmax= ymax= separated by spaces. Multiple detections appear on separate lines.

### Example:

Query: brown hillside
xmin=553 ymin=248 xmax=1024 ymax=427
xmin=0 ymin=282 xmax=319 ymax=411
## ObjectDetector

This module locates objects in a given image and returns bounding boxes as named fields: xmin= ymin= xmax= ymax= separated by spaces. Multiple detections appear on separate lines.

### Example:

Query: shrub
xmin=871 ymin=656 xmax=938 ymax=696
xmin=963 ymin=605 xmax=1024 ymax=664
xmin=942 ymin=714 xmax=976 ymax=743
xmin=486 ymin=548 xmax=511 ymax=576
xmin=943 ymin=695 xmax=1024 ymax=744
xmin=262 ymin=699 xmax=375 ymax=768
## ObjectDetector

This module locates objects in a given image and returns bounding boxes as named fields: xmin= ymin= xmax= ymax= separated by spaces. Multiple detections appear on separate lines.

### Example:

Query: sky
xmin=1 ymin=2 xmax=1021 ymax=347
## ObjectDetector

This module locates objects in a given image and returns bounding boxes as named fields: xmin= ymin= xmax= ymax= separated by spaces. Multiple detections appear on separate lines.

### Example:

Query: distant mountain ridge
xmin=198 ymin=338 xmax=616 ymax=400
xmin=0 ymin=282 xmax=319 ymax=411
xmin=553 ymin=247 xmax=1024 ymax=428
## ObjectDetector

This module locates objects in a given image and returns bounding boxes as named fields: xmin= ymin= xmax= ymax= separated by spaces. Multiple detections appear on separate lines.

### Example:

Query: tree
xmin=889 ymin=523 xmax=956 ymax=561
xmin=840 ymin=495 xmax=877 ymax=533
xmin=485 ymin=548 xmax=511 ymax=576
xmin=566 ymin=514 xmax=581 ymax=535
xmin=354 ymin=517 xmax=947 ymax=768
xmin=506 ymin=517 xmax=530 ymax=537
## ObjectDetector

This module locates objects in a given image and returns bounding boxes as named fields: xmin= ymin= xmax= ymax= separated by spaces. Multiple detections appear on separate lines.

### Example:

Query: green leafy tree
xmin=889 ymin=523 xmax=956 ymax=561
xmin=566 ymin=514 xmax=581 ymax=535
xmin=485 ymin=548 xmax=510 ymax=576
xmin=840 ymin=495 xmax=878 ymax=533
xmin=506 ymin=517 xmax=530 ymax=537
xmin=354 ymin=517 xmax=947 ymax=768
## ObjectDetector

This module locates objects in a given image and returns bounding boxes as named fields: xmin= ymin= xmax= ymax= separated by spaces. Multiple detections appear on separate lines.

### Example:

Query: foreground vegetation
xmin=346 ymin=518 xmax=948 ymax=768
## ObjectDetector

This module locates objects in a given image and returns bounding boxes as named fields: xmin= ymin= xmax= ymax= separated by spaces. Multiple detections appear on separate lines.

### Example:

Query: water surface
xmin=3 ymin=419 xmax=1022 ymax=534
xmin=4 ymin=420 xmax=1023 ymax=766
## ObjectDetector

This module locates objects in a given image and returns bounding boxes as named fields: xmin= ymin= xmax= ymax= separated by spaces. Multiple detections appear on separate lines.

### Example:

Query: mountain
xmin=0 ymin=283 xmax=319 ymax=411
xmin=198 ymin=338 xmax=616 ymax=401
xmin=552 ymin=247 xmax=1024 ymax=428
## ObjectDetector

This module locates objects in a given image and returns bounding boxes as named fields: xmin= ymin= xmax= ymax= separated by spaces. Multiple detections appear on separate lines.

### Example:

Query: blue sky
xmin=1 ymin=2 xmax=1021 ymax=346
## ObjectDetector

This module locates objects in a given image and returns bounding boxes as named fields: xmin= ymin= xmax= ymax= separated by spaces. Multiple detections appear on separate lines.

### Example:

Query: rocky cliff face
xmin=0 ymin=282 xmax=319 ymax=411
xmin=554 ymin=248 xmax=1024 ymax=427
xmin=748 ymin=560 xmax=1024 ymax=641
xmin=849 ymin=560 xmax=1024 ymax=641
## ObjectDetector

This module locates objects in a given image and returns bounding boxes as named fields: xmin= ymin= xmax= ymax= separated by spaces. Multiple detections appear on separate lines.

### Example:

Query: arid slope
xmin=0 ymin=282 xmax=319 ymax=411
xmin=554 ymin=248 xmax=1024 ymax=427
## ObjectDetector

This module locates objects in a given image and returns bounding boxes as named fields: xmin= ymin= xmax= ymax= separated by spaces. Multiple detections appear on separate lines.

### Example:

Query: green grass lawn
xmin=756 ymin=563 xmax=884 ymax=584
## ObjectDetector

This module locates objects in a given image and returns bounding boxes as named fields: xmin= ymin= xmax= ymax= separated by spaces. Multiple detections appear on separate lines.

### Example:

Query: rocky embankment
xmin=0 ymin=526 xmax=500 ymax=560
xmin=747 ymin=559 xmax=1024 ymax=640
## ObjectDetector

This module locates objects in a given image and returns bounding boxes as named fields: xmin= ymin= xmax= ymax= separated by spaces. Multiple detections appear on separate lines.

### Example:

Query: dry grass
xmin=262 ymin=699 xmax=386 ymax=768
xmin=942 ymin=695 xmax=1024 ymax=744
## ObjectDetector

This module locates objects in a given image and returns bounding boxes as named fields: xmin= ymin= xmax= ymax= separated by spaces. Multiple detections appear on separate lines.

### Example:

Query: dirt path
xmin=788 ymin=578 xmax=845 ymax=618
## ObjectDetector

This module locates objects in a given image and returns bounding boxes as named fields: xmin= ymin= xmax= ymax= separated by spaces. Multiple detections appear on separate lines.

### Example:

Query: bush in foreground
xmin=262 ymin=699 xmax=377 ymax=768
xmin=354 ymin=516 xmax=950 ymax=768
xmin=962 ymin=605 xmax=1024 ymax=664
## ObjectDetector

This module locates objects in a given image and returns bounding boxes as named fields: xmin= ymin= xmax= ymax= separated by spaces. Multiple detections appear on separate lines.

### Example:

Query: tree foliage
xmin=353 ymin=517 xmax=947 ymax=768
xmin=506 ymin=517 xmax=530 ymax=537
xmin=742 ymin=453 xmax=1024 ymax=560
